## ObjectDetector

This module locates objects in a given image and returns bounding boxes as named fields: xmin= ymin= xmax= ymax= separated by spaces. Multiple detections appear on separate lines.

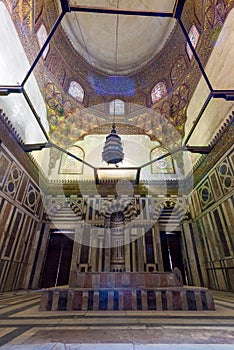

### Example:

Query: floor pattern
xmin=0 ymin=289 xmax=233 ymax=348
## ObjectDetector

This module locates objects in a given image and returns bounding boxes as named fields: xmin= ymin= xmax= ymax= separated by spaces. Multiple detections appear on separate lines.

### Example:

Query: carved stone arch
xmin=104 ymin=203 xmax=127 ymax=221
xmin=152 ymin=199 xmax=166 ymax=221
xmin=152 ymin=197 xmax=187 ymax=222
xmin=45 ymin=198 xmax=71 ymax=217
xmin=67 ymin=199 xmax=83 ymax=219
xmin=100 ymin=198 xmax=138 ymax=223
xmin=45 ymin=197 xmax=83 ymax=219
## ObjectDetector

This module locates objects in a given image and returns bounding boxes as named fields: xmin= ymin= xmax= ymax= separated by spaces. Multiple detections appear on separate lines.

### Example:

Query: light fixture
xmin=102 ymin=123 xmax=124 ymax=166
xmin=102 ymin=5 xmax=124 ymax=167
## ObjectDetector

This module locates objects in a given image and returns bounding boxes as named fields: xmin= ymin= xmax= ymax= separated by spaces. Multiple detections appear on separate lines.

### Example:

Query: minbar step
xmin=39 ymin=287 xmax=215 ymax=311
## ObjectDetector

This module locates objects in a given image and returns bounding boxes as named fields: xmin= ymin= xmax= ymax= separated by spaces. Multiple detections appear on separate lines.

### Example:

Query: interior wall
xmin=42 ymin=192 xmax=187 ymax=289
xmin=182 ymin=145 xmax=234 ymax=291
xmin=0 ymin=114 xmax=45 ymax=292
xmin=0 ymin=111 xmax=233 ymax=292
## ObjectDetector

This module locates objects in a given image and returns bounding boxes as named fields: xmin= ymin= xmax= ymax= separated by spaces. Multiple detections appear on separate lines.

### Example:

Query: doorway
xmin=41 ymin=231 xmax=74 ymax=288
xmin=160 ymin=231 xmax=186 ymax=284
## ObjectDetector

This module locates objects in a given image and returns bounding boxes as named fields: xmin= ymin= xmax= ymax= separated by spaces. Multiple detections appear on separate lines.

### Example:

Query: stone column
xmin=153 ymin=222 xmax=164 ymax=272
xmin=31 ymin=223 xmax=50 ymax=289
xmin=151 ymin=226 xmax=158 ymax=269
xmin=192 ymin=220 xmax=209 ymax=287
xmin=98 ymin=235 xmax=104 ymax=272
xmin=131 ymin=229 xmax=137 ymax=272
xmin=104 ymin=228 xmax=111 ymax=272
xmin=146 ymin=195 xmax=152 ymax=220
xmin=181 ymin=221 xmax=201 ymax=286
xmin=137 ymin=230 xmax=145 ymax=272
xmin=69 ymin=223 xmax=83 ymax=287
xmin=124 ymin=228 xmax=131 ymax=272
xmin=90 ymin=227 xmax=98 ymax=272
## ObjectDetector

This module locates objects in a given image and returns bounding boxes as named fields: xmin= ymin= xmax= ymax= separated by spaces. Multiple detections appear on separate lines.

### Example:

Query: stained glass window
xmin=68 ymin=81 xmax=84 ymax=103
xmin=151 ymin=82 xmax=167 ymax=104
xmin=151 ymin=147 xmax=175 ymax=174
xmin=59 ymin=146 xmax=84 ymax=174
xmin=186 ymin=25 xmax=200 ymax=60
xmin=36 ymin=24 xmax=49 ymax=59
xmin=110 ymin=99 xmax=125 ymax=115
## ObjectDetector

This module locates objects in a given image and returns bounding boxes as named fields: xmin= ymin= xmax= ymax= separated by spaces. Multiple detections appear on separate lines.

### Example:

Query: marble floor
xmin=0 ymin=289 xmax=234 ymax=349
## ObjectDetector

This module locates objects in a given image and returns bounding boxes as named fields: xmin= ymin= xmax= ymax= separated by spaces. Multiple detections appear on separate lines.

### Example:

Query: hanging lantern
xmin=102 ymin=123 xmax=124 ymax=165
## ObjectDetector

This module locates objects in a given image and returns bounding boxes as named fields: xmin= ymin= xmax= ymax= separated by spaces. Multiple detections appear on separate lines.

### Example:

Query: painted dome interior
xmin=0 ymin=0 xmax=234 ymax=182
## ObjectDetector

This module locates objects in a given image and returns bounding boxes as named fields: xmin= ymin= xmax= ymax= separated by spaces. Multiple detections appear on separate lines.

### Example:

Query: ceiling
xmin=60 ymin=0 xmax=177 ymax=74
xmin=1 ymin=0 xmax=234 ymax=184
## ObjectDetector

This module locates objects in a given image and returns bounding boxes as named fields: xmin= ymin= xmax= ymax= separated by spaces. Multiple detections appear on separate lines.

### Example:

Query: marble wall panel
xmin=0 ymin=143 xmax=44 ymax=292
xmin=186 ymin=147 xmax=234 ymax=291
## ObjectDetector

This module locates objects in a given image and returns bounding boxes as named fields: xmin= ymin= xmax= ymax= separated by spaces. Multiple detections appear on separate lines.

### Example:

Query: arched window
xmin=68 ymin=81 xmax=84 ymax=103
xmin=36 ymin=24 xmax=49 ymax=59
xmin=59 ymin=146 xmax=84 ymax=174
xmin=110 ymin=99 xmax=125 ymax=115
xmin=151 ymin=82 xmax=167 ymax=103
xmin=151 ymin=147 xmax=175 ymax=174
xmin=186 ymin=25 xmax=200 ymax=60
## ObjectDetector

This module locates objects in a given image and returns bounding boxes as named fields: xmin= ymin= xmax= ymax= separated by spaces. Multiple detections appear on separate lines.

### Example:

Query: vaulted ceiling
xmin=0 ymin=0 xmax=234 ymax=183
xmin=59 ymin=0 xmax=176 ymax=74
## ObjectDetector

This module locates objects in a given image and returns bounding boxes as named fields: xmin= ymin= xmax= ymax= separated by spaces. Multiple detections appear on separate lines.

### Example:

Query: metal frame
xmin=0 ymin=0 xmax=233 ymax=184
